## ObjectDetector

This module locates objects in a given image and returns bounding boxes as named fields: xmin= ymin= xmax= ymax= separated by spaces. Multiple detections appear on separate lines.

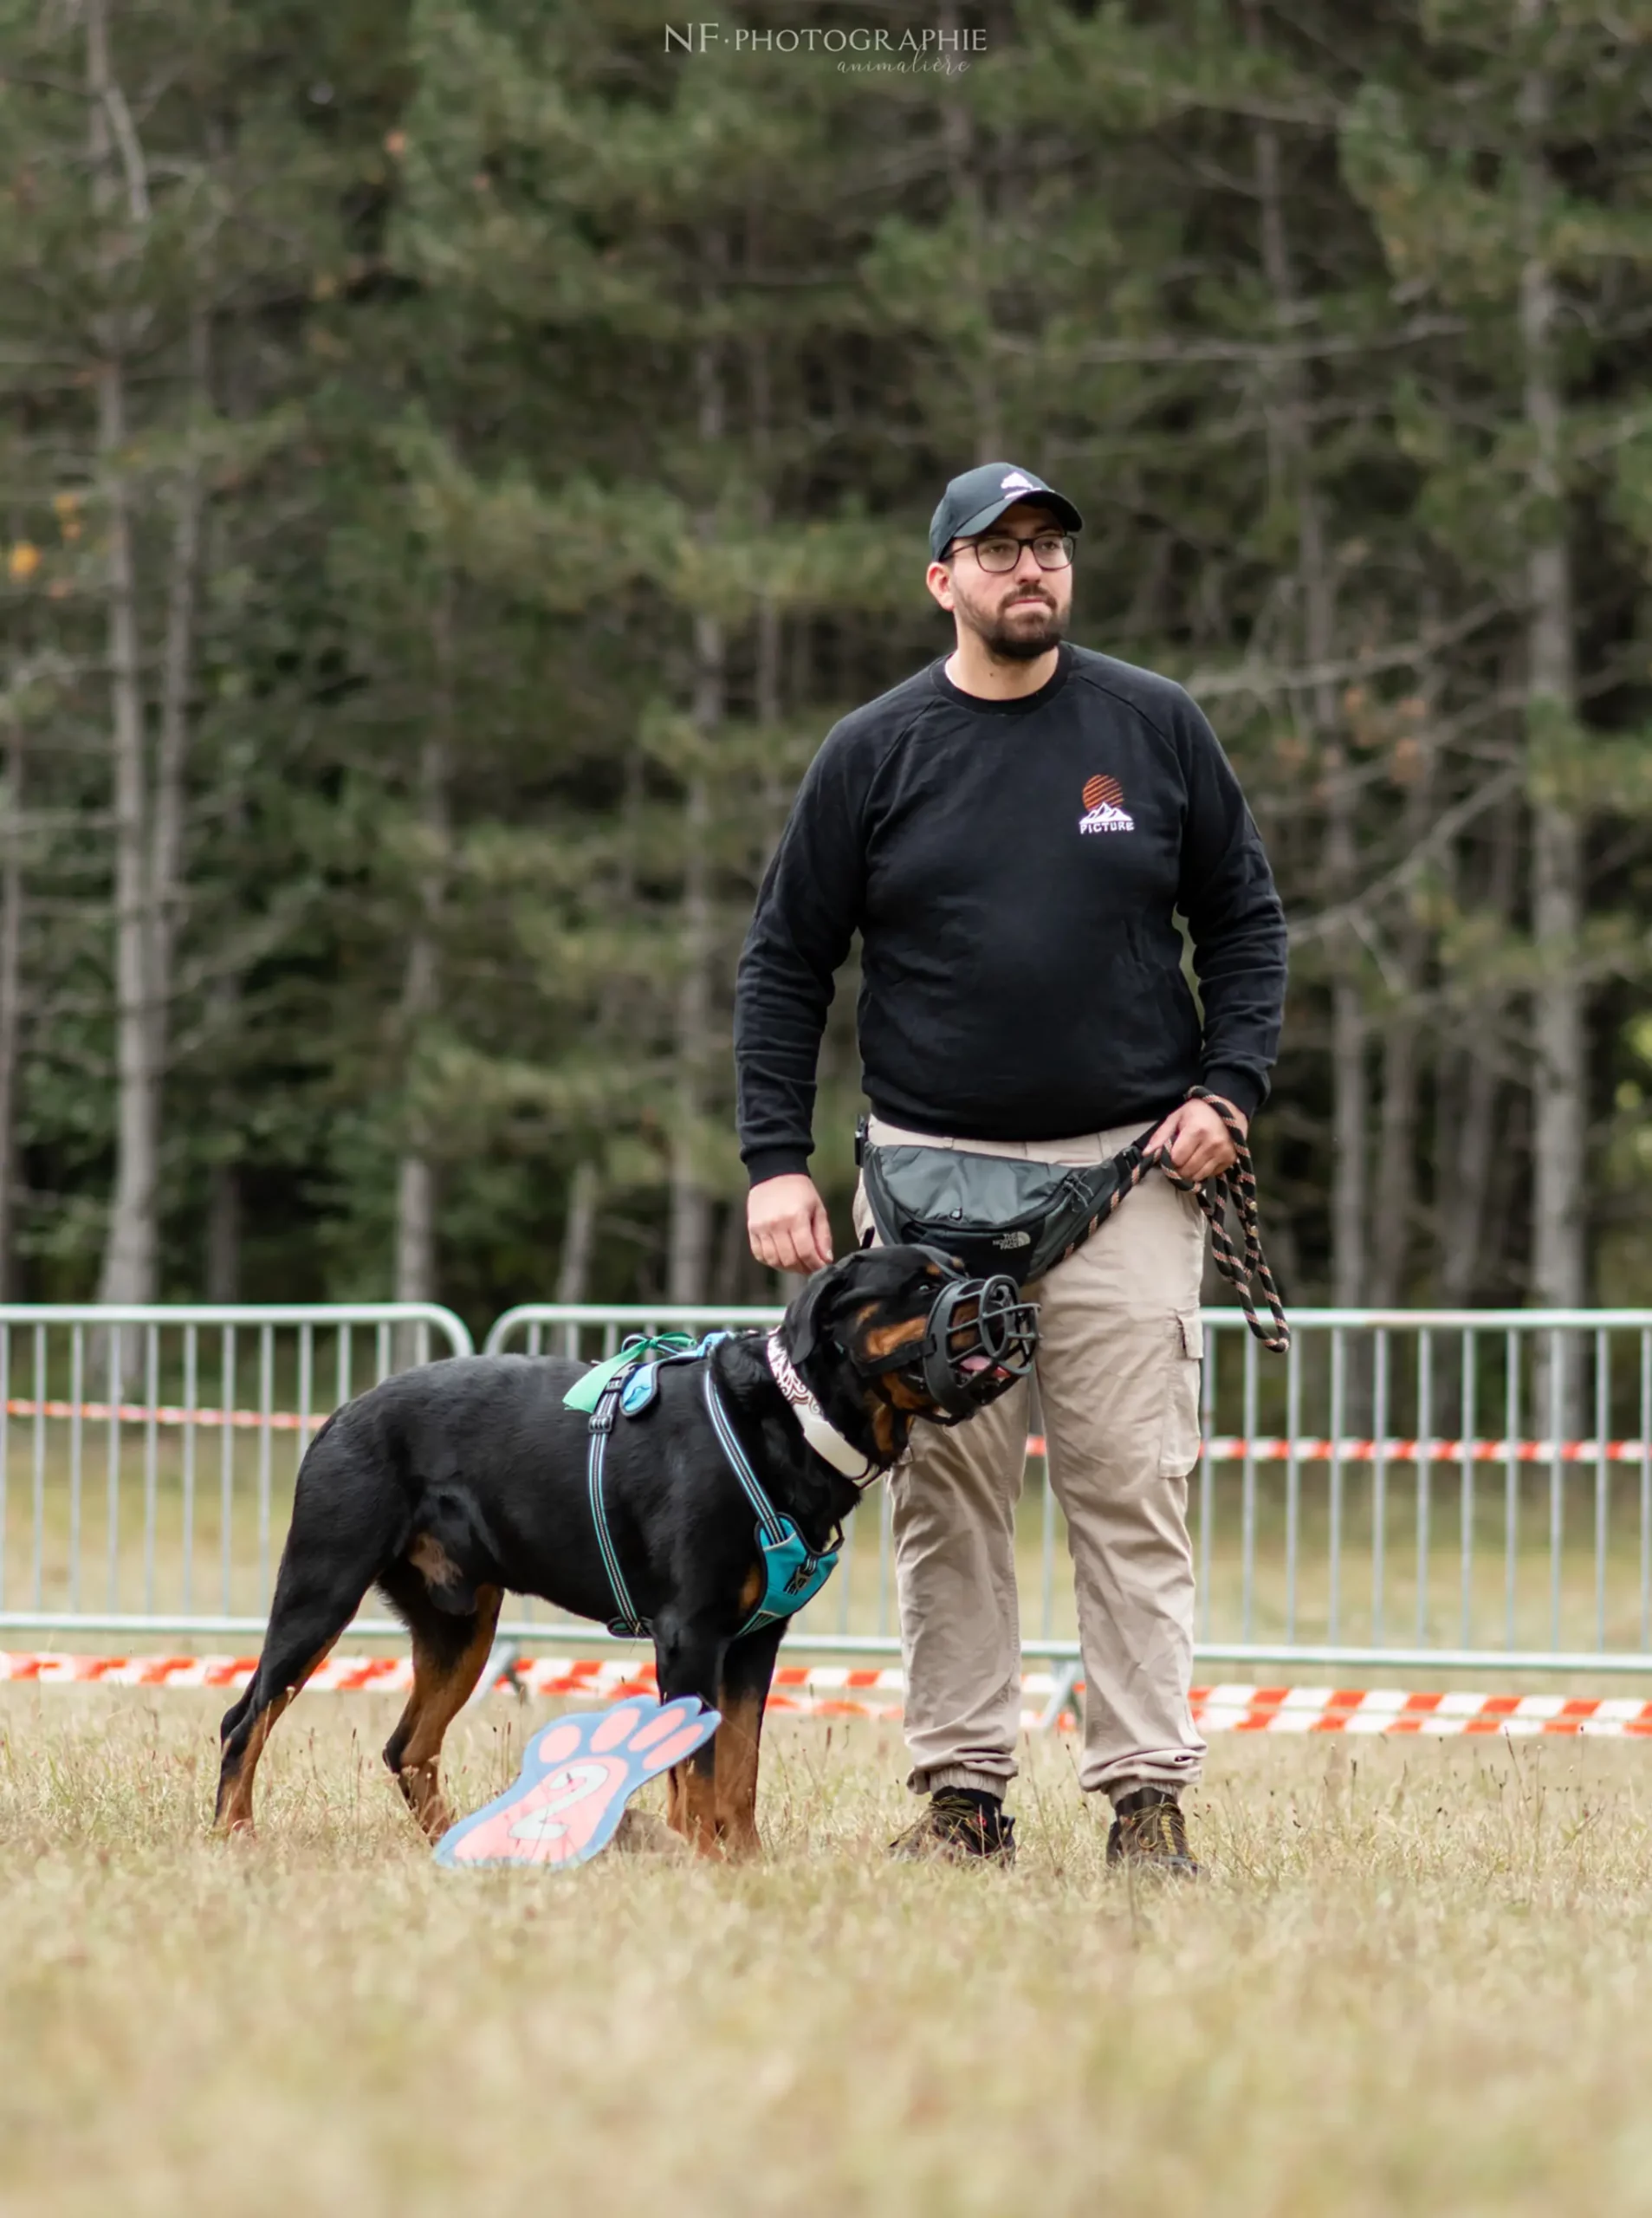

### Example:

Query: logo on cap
xmin=999 ymin=471 xmax=1035 ymax=493
xmin=1079 ymin=774 xmax=1134 ymax=835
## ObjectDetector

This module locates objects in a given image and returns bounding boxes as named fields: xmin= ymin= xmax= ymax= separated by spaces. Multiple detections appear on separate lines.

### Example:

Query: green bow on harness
xmin=561 ymin=1333 xmax=700 ymax=1415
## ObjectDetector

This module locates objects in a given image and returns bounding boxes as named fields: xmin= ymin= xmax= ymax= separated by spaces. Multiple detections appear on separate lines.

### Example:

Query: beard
xmin=963 ymin=592 xmax=1066 ymax=661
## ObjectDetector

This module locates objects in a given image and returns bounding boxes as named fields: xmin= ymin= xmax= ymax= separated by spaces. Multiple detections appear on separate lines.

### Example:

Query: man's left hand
xmin=1145 ymin=1095 xmax=1247 ymax=1185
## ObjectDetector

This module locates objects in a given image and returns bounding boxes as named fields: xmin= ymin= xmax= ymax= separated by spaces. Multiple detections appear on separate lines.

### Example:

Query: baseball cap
xmin=929 ymin=462 xmax=1084 ymax=561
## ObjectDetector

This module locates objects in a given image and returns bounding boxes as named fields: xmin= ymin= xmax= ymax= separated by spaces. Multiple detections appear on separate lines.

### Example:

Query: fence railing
xmin=1190 ymin=1307 xmax=1652 ymax=1674
xmin=0 ymin=1306 xmax=471 ymax=1639
xmin=486 ymin=1303 xmax=1652 ymax=1676
xmin=7 ymin=1300 xmax=1652 ymax=1678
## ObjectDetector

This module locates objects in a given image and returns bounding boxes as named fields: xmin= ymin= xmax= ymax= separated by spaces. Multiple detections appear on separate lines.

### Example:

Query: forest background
xmin=2 ymin=0 xmax=1650 ymax=1335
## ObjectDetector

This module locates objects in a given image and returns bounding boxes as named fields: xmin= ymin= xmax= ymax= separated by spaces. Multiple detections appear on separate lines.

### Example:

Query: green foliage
xmin=3 ymin=0 xmax=1651 ymax=1312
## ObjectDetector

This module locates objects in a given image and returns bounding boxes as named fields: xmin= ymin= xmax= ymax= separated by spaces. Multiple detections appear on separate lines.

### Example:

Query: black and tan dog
xmin=214 ymin=1244 xmax=1033 ymax=1856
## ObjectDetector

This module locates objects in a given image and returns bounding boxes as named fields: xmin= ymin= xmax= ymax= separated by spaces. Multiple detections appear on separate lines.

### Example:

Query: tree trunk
xmin=203 ymin=785 xmax=243 ymax=1303
xmin=1520 ymin=184 xmax=1584 ymax=1302
xmin=1251 ymin=77 xmax=1366 ymax=1307
xmin=90 ymin=0 xmax=156 ymax=1310
xmin=748 ymin=326 xmax=786 ymax=861
xmin=1370 ymin=1012 xmax=1421 ymax=1308
xmin=94 ymin=386 xmax=160 ymax=1310
xmin=1519 ymin=14 xmax=1584 ymax=1440
xmin=1438 ymin=798 xmax=1518 ymax=1307
xmin=393 ymin=593 xmax=453 ymax=1307
xmin=0 ymin=728 xmax=25 ymax=1297
xmin=1326 ymin=921 xmax=1367 ymax=1310
xmin=149 ymin=299 xmax=208 ymax=1085
xmin=205 ymin=1159 xmax=240 ymax=1304
xmin=711 ymin=1196 xmax=750 ymax=1306
xmin=667 ymin=645 xmax=716 ymax=1305
xmin=1439 ymin=1044 xmax=1500 ymax=1307
xmin=1370 ymin=689 xmax=1437 ymax=1307
xmin=556 ymin=1161 xmax=599 ymax=1307
xmin=940 ymin=0 xmax=999 ymax=458
xmin=667 ymin=334 xmax=722 ymax=1307
xmin=394 ymin=1152 xmax=437 ymax=1306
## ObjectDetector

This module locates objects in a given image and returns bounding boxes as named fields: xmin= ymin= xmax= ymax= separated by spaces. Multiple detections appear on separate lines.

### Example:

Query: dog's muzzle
xmin=858 ymin=1252 xmax=1040 ymax=1425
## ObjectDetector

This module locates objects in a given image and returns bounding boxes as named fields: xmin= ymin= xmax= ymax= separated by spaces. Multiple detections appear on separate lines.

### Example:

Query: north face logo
xmin=1079 ymin=773 xmax=1134 ymax=834
xmin=999 ymin=471 xmax=1035 ymax=493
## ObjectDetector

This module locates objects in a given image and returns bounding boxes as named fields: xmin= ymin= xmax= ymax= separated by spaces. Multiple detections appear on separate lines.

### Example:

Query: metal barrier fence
xmin=0 ymin=1306 xmax=472 ymax=1641
xmin=486 ymin=1304 xmax=1652 ymax=1676
xmin=6 ymin=1300 xmax=1652 ymax=1678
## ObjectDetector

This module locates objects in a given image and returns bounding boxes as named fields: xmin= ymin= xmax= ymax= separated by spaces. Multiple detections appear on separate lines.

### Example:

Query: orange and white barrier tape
xmin=1191 ymin=1437 xmax=1652 ymax=1466
xmin=1189 ymin=1684 xmax=1652 ymax=1735
xmin=4 ymin=1651 xmax=1652 ymax=1736
xmin=0 ymin=1650 xmax=909 ymax=1716
xmin=1032 ymin=1435 xmax=1652 ymax=1465
xmin=4 ymin=1397 xmax=316 ymax=1432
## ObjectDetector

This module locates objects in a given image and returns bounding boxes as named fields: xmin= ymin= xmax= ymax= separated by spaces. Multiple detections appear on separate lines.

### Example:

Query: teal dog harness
xmin=568 ymin=1335 xmax=840 ymax=1642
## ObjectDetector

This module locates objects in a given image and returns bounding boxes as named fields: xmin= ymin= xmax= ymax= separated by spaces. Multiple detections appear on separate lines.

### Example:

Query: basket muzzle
xmin=857 ymin=1250 xmax=1040 ymax=1425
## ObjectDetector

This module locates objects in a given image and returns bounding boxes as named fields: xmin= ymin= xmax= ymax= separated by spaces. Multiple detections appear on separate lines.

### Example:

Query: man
xmin=734 ymin=461 xmax=1287 ymax=1871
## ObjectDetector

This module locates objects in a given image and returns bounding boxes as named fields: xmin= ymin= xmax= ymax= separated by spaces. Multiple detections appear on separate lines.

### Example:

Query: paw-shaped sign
xmin=434 ymin=1696 xmax=720 ymax=1871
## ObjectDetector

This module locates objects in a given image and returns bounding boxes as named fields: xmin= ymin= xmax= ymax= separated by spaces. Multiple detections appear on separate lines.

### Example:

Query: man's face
xmin=925 ymin=502 xmax=1073 ymax=661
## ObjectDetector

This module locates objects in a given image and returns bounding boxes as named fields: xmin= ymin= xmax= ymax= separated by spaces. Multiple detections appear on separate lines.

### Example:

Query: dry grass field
xmin=6 ymin=1686 xmax=1652 ymax=2218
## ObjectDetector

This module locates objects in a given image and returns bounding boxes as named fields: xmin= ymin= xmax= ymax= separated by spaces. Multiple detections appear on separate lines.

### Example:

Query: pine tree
xmin=0 ymin=0 xmax=415 ymax=1305
xmin=1344 ymin=0 xmax=1652 ymax=1332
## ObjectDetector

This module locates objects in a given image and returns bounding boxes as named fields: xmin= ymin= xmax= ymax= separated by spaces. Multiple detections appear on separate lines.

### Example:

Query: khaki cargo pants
xmin=855 ymin=1117 xmax=1208 ymax=1801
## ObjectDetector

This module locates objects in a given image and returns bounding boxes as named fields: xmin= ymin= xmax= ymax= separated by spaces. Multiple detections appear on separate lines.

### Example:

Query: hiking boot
xmin=1105 ymin=1785 xmax=1200 ymax=1878
xmin=888 ymin=1787 xmax=1017 ymax=1865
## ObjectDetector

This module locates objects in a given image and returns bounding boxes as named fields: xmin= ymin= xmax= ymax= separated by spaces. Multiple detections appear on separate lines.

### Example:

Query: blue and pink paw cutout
xmin=434 ymin=1696 xmax=720 ymax=1871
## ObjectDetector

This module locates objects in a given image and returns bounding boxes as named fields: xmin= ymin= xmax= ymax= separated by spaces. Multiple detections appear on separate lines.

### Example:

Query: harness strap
xmin=583 ymin=1339 xmax=843 ymax=1643
xmin=702 ymin=1365 xmax=839 ymax=1637
xmin=586 ymin=1377 xmax=649 ymax=1638
xmin=700 ymin=1365 xmax=787 ymax=1544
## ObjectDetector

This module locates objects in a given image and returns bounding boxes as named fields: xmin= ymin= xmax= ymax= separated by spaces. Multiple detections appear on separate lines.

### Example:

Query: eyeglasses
xmin=948 ymin=531 xmax=1075 ymax=574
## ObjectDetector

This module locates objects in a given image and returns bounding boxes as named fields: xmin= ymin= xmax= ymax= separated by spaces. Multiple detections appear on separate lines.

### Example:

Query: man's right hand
xmin=748 ymin=1174 xmax=834 ymax=1276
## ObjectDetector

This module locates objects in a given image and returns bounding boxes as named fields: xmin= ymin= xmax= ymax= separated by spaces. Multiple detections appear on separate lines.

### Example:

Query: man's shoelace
xmin=1124 ymin=1800 xmax=1190 ymax=1858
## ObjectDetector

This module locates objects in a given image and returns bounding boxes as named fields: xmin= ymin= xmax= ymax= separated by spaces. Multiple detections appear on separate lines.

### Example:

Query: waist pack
xmin=859 ymin=1121 xmax=1156 ymax=1288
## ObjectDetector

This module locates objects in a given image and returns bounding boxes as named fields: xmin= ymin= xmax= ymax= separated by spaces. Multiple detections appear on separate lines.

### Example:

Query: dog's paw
xmin=434 ymin=1696 xmax=719 ymax=1871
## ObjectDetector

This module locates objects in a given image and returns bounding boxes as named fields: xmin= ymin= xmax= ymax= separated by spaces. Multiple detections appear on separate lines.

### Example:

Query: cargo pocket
xmin=1157 ymin=1309 xmax=1204 ymax=1477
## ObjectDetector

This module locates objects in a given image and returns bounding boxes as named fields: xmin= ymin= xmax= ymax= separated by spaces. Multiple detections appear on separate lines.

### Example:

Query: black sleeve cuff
xmin=1198 ymin=1066 xmax=1266 ymax=1120
xmin=745 ymin=1147 xmax=813 ymax=1187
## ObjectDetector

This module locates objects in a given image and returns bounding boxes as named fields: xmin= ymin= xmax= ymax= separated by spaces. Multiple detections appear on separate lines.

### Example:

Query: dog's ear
xmin=783 ymin=1257 xmax=854 ymax=1368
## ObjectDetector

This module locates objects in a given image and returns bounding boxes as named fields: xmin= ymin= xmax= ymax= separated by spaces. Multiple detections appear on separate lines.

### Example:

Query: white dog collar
xmin=765 ymin=1331 xmax=881 ymax=1487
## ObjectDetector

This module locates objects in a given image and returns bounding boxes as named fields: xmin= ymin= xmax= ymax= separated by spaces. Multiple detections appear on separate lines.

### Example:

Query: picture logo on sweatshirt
xmin=1079 ymin=774 xmax=1135 ymax=834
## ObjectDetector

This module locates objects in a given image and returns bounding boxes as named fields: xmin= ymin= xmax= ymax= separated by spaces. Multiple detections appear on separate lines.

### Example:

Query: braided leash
xmin=1156 ymin=1087 xmax=1290 ymax=1352
xmin=1050 ymin=1086 xmax=1290 ymax=1352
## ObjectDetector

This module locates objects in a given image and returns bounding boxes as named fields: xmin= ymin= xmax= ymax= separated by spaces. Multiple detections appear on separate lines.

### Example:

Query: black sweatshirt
xmin=734 ymin=643 xmax=1287 ymax=1185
